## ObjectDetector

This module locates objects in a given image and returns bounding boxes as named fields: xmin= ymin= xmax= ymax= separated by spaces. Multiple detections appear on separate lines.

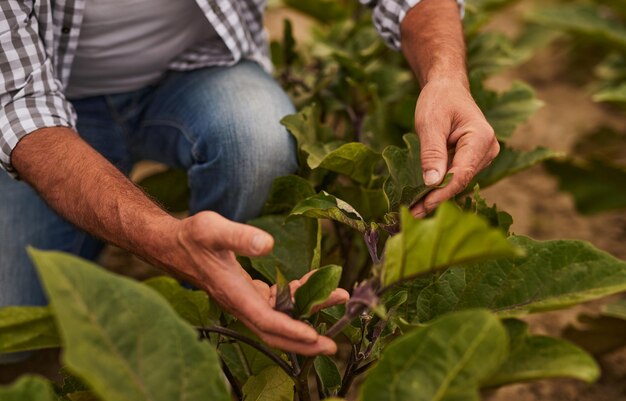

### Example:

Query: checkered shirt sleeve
xmin=0 ymin=1 xmax=76 ymax=177
xmin=361 ymin=0 xmax=465 ymax=49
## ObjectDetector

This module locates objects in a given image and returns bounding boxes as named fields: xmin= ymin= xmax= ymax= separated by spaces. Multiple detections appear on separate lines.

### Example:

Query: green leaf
xmin=143 ymin=276 xmax=218 ymax=327
xmin=333 ymin=185 xmax=389 ymax=222
xmin=485 ymin=319 xmax=599 ymax=387
xmin=312 ymin=142 xmax=382 ymax=185
xmin=248 ymin=215 xmax=319 ymax=282
xmin=137 ymin=169 xmax=189 ymax=213
xmin=467 ymin=32 xmax=526 ymax=77
xmin=0 ymin=376 xmax=56 ymax=401
xmin=382 ymin=134 xmax=448 ymax=211
xmin=470 ymin=145 xmax=561 ymax=191
xmin=241 ymin=365 xmax=294 ymax=401
xmin=314 ymin=355 xmax=341 ymax=397
xmin=603 ymin=298 xmax=626 ymax=320
xmin=462 ymin=185 xmax=513 ymax=234
xmin=282 ymin=0 xmax=352 ymax=22
xmin=360 ymin=310 xmax=507 ymax=401
xmin=30 ymin=249 xmax=230 ymax=401
xmin=0 ymin=306 xmax=60 ymax=353
xmin=291 ymin=192 xmax=368 ymax=233
xmin=593 ymin=82 xmax=626 ymax=103
xmin=528 ymin=4 xmax=626 ymax=50
xmin=472 ymin=80 xmax=543 ymax=141
xmin=294 ymin=265 xmax=342 ymax=318
xmin=262 ymin=175 xmax=316 ymax=215
xmin=281 ymin=105 xmax=343 ymax=168
xmin=545 ymin=158 xmax=626 ymax=214
xmin=382 ymin=203 xmax=521 ymax=287
xmin=412 ymin=236 xmax=626 ymax=322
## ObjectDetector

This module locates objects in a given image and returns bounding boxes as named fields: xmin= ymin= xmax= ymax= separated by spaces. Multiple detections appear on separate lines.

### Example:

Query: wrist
xmin=424 ymin=69 xmax=470 ymax=90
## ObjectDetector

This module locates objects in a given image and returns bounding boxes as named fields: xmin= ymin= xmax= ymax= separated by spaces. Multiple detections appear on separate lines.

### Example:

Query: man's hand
xmin=411 ymin=79 xmax=499 ymax=217
xmin=399 ymin=0 xmax=499 ymax=216
xmin=175 ymin=211 xmax=349 ymax=356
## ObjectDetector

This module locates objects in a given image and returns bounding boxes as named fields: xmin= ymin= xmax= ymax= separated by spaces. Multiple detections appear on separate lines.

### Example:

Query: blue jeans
xmin=0 ymin=60 xmax=297 ymax=307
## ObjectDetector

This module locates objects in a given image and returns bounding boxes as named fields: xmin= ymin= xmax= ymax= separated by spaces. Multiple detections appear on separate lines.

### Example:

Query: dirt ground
xmin=2 ymin=3 xmax=625 ymax=400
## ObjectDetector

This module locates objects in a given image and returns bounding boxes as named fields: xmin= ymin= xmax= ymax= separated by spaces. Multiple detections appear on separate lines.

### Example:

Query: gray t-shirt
xmin=66 ymin=0 xmax=219 ymax=99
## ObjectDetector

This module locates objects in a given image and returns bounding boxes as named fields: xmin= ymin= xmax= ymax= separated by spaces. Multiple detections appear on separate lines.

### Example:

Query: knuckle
xmin=421 ymin=147 xmax=447 ymax=162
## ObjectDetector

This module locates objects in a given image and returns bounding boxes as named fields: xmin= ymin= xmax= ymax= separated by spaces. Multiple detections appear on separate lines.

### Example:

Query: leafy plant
xmin=2 ymin=1 xmax=625 ymax=400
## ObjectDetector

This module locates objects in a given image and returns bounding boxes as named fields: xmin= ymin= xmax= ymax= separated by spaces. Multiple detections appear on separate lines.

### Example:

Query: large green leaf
xmin=241 ymin=366 xmax=293 ymax=401
xmin=0 ymin=376 xmax=55 ymax=401
xmin=30 ymin=249 xmax=230 ymax=401
xmin=382 ymin=204 xmax=521 ymax=287
xmin=290 ymin=192 xmax=368 ymax=232
xmin=333 ymin=185 xmax=389 ymax=222
xmin=467 ymin=32 xmax=526 ymax=77
xmin=472 ymin=80 xmax=543 ymax=141
xmin=311 ymin=142 xmax=381 ymax=185
xmin=294 ymin=265 xmax=342 ymax=318
xmin=360 ymin=310 xmax=507 ymax=401
xmin=262 ymin=175 xmax=316 ymax=215
xmin=382 ymin=134 xmax=447 ymax=211
xmin=470 ymin=145 xmax=561 ymax=191
xmin=137 ymin=169 xmax=189 ymax=213
xmin=545 ymin=158 xmax=626 ymax=214
xmin=529 ymin=4 xmax=626 ymax=50
xmin=248 ymin=215 xmax=319 ymax=282
xmin=0 ymin=306 xmax=60 ymax=353
xmin=462 ymin=186 xmax=513 ymax=234
xmin=144 ymin=276 xmax=219 ymax=327
xmin=413 ymin=236 xmax=626 ymax=322
xmin=485 ymin=319 xmax=599 ymax=387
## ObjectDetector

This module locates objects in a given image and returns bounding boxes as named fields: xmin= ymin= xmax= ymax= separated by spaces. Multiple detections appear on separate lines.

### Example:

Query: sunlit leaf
xmin=382 ymin=204 xmax=521 ymax=287
xmin=485 ymin=319 xmax=599 ymax=387
xmin=30 ymin=249 xmax=230 ymax=401
xmin=360 ymin=310 xmax=507 ymax=401
xmin=312 ymin=142 xmax=382 ymax=185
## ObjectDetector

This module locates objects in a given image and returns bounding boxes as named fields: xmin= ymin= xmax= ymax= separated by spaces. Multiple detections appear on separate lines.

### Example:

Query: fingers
xmin=417 ymin=120 xmax=449 ymax=186
xmin=195 ymin=211 xmax=274 ymax=257
xmin=412 ymin=128 xmax=499 ymax=217
xmin=310 ymin=288 xmax=350 ymax=313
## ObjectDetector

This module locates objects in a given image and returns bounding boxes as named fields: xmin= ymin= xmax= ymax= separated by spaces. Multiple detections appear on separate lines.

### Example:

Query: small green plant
xmin=2 ymin=1 xmax=626 ymax=400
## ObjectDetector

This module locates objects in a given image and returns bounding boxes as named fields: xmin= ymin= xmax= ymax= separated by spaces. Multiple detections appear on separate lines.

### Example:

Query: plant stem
xmin=220 ymin=358 xmax=243 ymax=401
xmin=338 ymin=345 xmax=358 ymax=398
xmin=198 ymin=326 xmax=296 ymax=378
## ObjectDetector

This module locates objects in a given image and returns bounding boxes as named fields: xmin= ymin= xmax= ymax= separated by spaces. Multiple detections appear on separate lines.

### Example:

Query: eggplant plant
xmin=2 ymin=1 xmax=626 ymax=400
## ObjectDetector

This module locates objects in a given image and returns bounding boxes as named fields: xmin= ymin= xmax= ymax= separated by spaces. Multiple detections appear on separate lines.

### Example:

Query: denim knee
xmin=186 ymin=63 xmax=298 ymax=221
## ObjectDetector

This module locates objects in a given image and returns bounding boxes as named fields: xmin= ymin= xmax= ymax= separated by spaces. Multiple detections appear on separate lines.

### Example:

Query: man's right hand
xmin=174 ymin=211 xmax=347 ymax=356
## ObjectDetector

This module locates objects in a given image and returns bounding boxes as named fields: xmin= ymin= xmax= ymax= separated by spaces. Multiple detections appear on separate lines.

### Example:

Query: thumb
xmin=418 ymin=130 xmax=449 ymax=186
xmin=205 ymin=213 xmax=274 ymax=257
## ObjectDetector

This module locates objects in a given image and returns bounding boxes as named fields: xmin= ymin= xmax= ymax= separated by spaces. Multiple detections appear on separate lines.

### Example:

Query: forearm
xmin=12 ymin=127 xmax=181 ymax=272
xmin=400 ymin=0 xmax=468 ymax=88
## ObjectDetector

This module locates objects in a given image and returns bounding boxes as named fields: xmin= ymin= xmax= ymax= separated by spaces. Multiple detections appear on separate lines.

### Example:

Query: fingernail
xmin=251 ymin=234 xmax=271 ymax=254
xmin=424 ymin=170 xmax=441 ymax=186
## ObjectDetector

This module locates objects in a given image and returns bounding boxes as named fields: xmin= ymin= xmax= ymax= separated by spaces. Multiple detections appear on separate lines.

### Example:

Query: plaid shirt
xmin=0 ymin=0 xmax=463 ymax=176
